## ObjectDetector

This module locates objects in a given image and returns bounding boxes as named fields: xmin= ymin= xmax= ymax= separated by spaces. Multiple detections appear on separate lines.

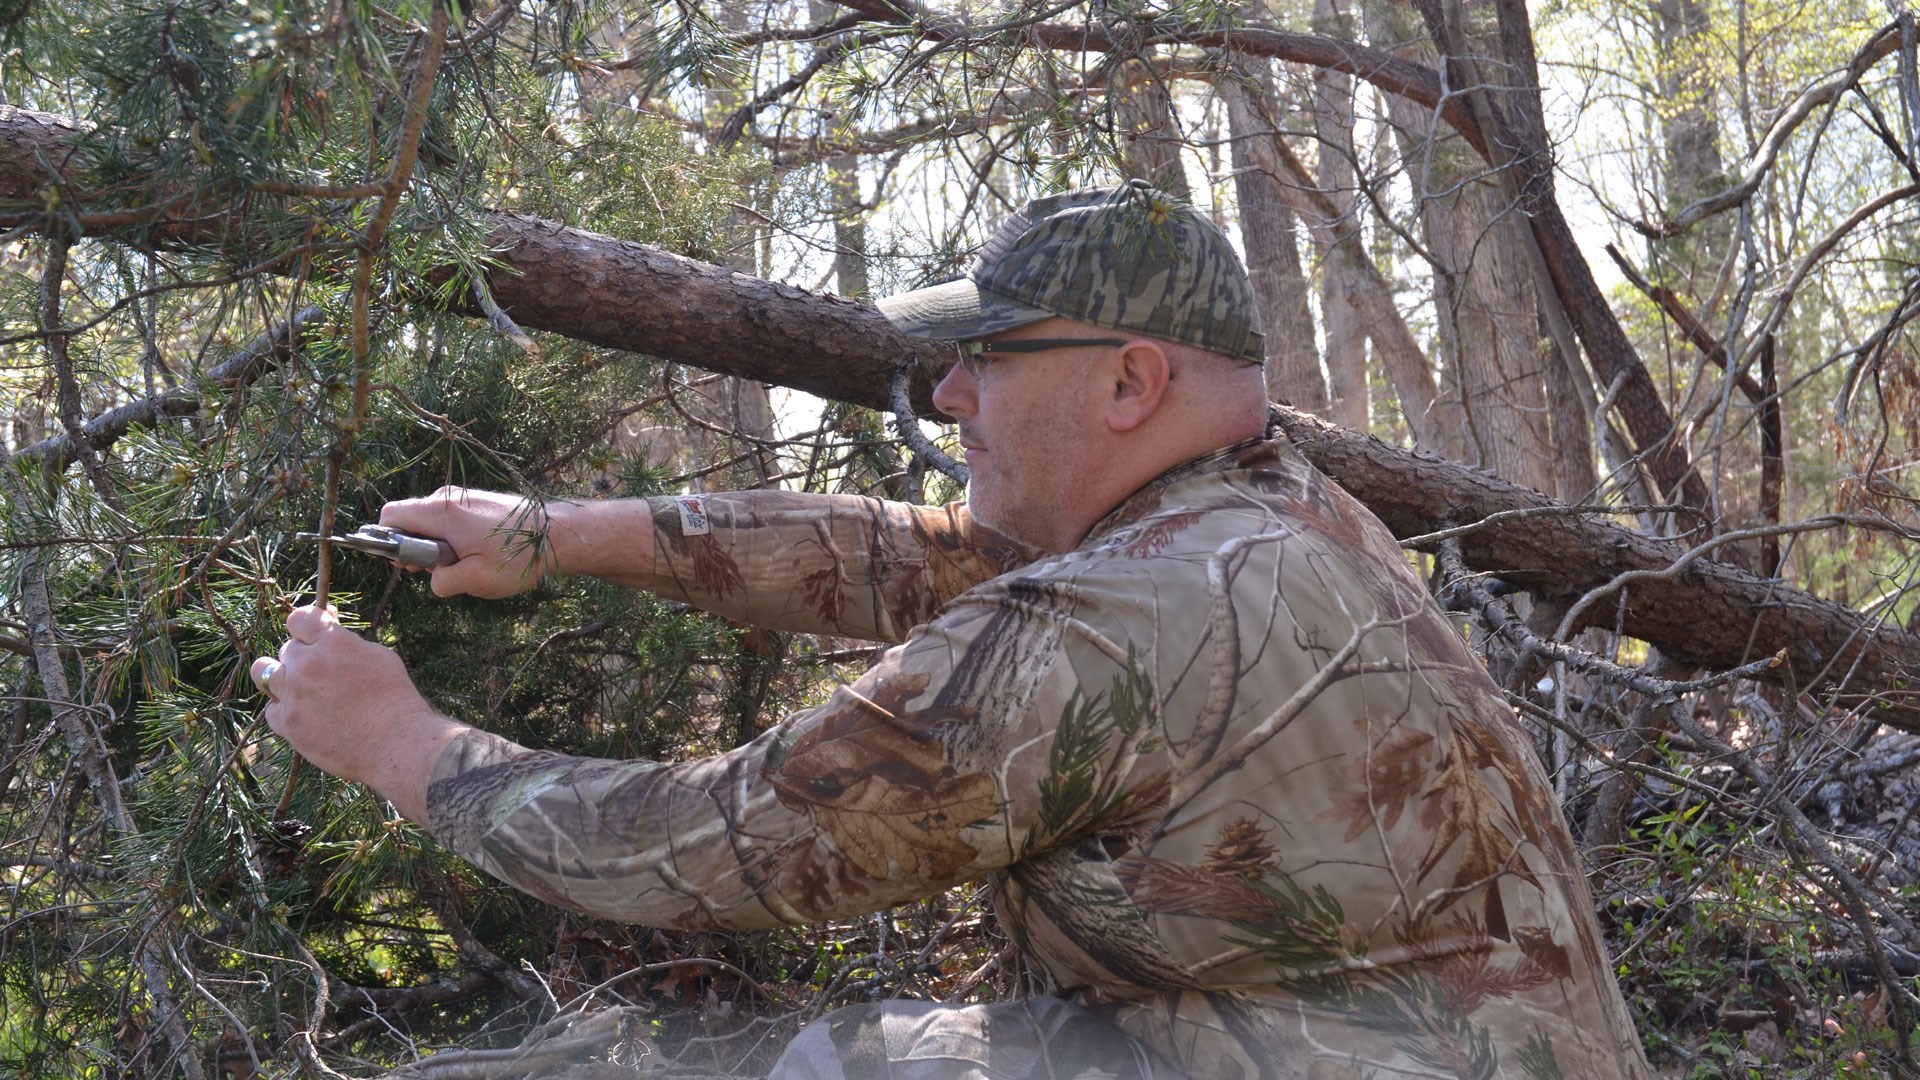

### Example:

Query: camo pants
xmin=766 ymin=997 xmax=1179 ymax=1080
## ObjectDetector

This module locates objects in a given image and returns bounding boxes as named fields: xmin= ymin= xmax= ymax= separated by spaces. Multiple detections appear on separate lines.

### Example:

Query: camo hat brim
xmin=877 ymin=180 xmax=1266 ymax=364
xmin=874 ymin=277 xmax=1058 ymax=342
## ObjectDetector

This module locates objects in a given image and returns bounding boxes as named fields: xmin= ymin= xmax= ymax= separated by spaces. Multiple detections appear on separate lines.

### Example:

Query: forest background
xmin=3 ymin=0 xmax=1920 ymax=1076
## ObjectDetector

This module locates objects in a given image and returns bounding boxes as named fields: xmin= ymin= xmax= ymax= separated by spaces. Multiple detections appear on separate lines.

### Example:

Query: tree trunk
xmin=1368 ymin=0 xmax=1555 ymax=494
xmin=1114 ymin=61 xmax=1192 ymax=200
xmin=1312 ymin=0 xmax=1370 ymax=433
xmin=814 ymin=0 xmax=869 ymax=301
xmin=1477 ymin=0 xmax=1712 ymax=511
xmin=688 ymin=2 xmax=780 ymax=488
xmin=1219 ymin=84 xmax=1443 ymax=451
xmin=829 ymin=165 xmax=869 ymax=301
xmin=1650 ymin=0 xmax=1779 ymax=572
xmin=1225 ymin=70 xmax=1326 ymax=413
xmin=1656 ymin=0 xmax=1730 ymax=294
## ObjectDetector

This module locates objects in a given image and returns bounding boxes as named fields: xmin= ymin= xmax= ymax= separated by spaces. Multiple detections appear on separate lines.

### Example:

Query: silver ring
xmin=254 ymin=659 xmax=282 ymax=699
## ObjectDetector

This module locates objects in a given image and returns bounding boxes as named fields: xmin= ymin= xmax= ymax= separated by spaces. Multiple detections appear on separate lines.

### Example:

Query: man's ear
xmin=1104 ymin=339 xmax=1171 ymax=432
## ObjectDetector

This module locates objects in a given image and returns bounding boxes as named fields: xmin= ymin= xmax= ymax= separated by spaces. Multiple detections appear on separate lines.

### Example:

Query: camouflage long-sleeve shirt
xmin=425 ymin=434 xmax=1652 ymax=1079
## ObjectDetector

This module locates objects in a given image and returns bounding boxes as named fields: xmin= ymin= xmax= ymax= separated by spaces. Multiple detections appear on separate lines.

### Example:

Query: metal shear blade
xmin=295 ymin=524 xmax=455 ymax=569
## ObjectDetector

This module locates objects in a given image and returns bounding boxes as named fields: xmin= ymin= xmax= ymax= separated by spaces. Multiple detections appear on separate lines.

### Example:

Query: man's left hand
xmin=252 ymin=605 xmax=465 ymax=824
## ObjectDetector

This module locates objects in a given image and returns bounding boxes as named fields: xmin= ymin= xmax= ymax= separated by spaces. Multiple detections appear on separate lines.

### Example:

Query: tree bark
xmin=1114 ymin=60 xmax=1192 ymax=200
xmin=1224 ymin=70 xmax=1326 ymax=413
xmin=466 ymin=213 xmax=953 ymax=404
xmin=1540 ymin=310 xmax=1600 ymax=503
xmin=1655 ymin=0 xmax=1730 ymax=293
xmin=1379 ymin=99 xmax=1556 ymax=491
xmin=1218 ymin=85 xmax=1443 ymax=450
xmin=1310 ymin=0 xmax=1369 ymax=434
xmin=694 ymin=1 xmax=782 ymax=488
xmin=1470 ymin=0 xmax=1711 ymax=511
xmin=1367 ymin=0 xmax=1560 ymax=496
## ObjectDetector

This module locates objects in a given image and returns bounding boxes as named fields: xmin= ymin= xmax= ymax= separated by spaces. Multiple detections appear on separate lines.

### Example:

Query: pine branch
xmin=42 ymin=234 xmax=122 ymax=509
xmin=0 ymin=440 xmax=206 ymax=1080
xmin=14 ymin=305 xmax=325 ymax=471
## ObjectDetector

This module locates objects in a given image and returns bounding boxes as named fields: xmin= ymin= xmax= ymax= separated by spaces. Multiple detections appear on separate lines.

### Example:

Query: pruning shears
xmin=295 ymin=524 xmax=457 ymax=569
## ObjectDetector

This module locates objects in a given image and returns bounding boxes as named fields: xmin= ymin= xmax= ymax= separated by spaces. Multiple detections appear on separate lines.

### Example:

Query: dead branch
xmin=42 ymin=234 xmax=120 ymax=507
xmin=322 ymin=972 xmax=497 ymax=1048
xmin=374 ymin=1005 xmax=652 ymax=1079
xmin=15 ymin=305 xmax=325 ymax=471
xmin=1438 ymin=538 xmax=1919 ymax=1070
xmin=1605 ymin=245 xmax=1766 ymax=405
xmin=472 ymin=277 xmax=541 ymax=359
xmin=1438 ymin=539 xmax=1785 ymax=699
xmin=887 ymin=362 xmax=966 ymax=484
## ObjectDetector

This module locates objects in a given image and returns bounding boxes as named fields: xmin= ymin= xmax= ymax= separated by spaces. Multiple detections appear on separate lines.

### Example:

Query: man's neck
xmin=1073 ymin=429 xmax=1276 ymax=549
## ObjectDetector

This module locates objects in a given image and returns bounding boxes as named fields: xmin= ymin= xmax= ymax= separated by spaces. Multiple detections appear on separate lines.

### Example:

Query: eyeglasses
xmin=951 ymin=337 xmax=1132 ymax=379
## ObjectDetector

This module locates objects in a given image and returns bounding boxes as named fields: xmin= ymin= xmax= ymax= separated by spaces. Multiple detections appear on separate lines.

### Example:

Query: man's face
xmin=930 ymin=320 xmax=1108 ymax=551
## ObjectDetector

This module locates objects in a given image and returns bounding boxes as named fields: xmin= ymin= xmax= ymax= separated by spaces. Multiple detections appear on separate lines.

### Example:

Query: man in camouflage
xmin=256 ymin=182 xmax=1653 ymax=1078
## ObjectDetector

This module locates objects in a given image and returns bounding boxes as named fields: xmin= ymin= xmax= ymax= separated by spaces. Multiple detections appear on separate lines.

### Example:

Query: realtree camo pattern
xmin=425 ymin=436 xmax=1652 ymax=1080
xmin=876 ymin=182 xmax=1266 ymax=364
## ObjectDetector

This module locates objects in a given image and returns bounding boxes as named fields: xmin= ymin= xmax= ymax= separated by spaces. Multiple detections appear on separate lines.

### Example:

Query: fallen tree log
xmin=2 ymin=106 xmax=1917 ymax=727
xmin=1272 ymin=410 xmax=1920 ymax=725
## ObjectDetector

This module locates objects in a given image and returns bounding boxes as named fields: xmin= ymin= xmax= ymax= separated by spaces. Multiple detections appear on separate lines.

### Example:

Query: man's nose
xmin=931 ymin=359 xmax=974 ymax=421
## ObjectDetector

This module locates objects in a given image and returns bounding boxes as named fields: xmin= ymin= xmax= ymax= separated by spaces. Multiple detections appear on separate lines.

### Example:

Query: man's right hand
xmin=379 ymin=486 xmax=557 ymax=598
xmin=380 ymin=486 xmax=658 ymax=597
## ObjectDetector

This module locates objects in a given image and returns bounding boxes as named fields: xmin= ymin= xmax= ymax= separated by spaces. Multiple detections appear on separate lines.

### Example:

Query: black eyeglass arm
xmin=963 ymin=337 xmax=1132 ymax=354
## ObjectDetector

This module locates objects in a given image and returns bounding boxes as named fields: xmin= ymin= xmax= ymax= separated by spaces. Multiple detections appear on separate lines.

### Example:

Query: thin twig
xmin=1633 ymin=21 xmax=1904 ymax=238
xmin=1441 ymin=538 xmax=1785 ymax=696
xmin=41 ymin=234 xmax=122 ymax=509
xmin=1554 ymin=514 xmax=1920 ymax=642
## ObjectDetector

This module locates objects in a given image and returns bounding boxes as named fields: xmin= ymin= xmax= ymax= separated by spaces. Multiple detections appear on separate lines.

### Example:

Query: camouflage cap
xmin=877 ymin=180 xmax=1265 ymax=364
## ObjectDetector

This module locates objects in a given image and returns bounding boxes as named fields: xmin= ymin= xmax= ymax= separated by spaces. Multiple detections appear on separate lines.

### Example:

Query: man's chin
xmin=964 ymin=494 xmax=1009 ymax=538
xmin=963 ymin=487 xmax=995 ymax=531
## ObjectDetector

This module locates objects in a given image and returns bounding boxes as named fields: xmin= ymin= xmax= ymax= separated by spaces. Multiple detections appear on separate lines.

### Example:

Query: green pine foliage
xmin=0 ymin=3 xmax=860 ymax=1075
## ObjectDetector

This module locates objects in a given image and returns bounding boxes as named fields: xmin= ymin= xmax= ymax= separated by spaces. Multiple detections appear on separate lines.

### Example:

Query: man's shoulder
xmin=1079 ymin=436 xmax=1386 ymax=557
xmin=928 ymin=437 xmax=1399 ymax=619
